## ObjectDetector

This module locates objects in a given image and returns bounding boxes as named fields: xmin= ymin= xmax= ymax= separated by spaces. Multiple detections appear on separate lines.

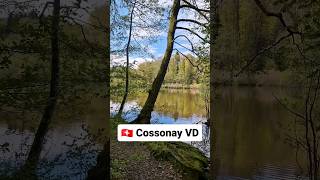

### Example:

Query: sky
xmin=111 ymin=0 xmax=209 ymax=67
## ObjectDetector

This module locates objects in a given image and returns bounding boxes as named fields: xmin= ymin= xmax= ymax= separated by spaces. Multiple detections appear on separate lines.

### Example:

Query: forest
xmin=111 ymin=0 xmax=320 ymax=179
xmin=0 ymin=0 xmax=109 ymax=179
xmin=0 ymin=0 xmax=319 ymax=179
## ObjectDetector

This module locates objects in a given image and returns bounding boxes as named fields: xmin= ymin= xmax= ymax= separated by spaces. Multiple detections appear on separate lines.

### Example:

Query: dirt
xmin=111 ymin=134 xmax=183 ymax=180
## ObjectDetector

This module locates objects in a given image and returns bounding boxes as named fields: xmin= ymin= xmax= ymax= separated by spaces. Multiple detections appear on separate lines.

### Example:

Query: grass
xmin=111 ymin=159 xmax=128 ymax=179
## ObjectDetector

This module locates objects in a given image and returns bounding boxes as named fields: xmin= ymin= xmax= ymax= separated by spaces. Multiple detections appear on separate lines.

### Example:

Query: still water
xmin=0 ymin=85 xmax=308 ymax=179
xmin=111 ymin=86 xmax=308 ymax=179
xmin=0 ymin=86 xmax=107 ymax=179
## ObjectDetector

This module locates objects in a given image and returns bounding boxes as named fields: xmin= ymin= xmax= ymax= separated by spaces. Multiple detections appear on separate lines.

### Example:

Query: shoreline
xmin=161 ymin=83 xmax=301 ymax=89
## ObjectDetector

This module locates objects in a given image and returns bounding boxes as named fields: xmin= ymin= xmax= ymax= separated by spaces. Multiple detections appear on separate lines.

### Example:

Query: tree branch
xmin=176 ymin=18 xmax=208 ymax=28
xmin=180 ymin=0 xmax=209 ymax=21
xmin=174 ymin=48 xmax=203 ymax=73
xmin=235 ymin=0 xmax=304 ymax=77
xmin=174 ymin=34 xmax=197 ymax=52
xmin=235 ymin=33 xmax=291 ymax=77
xmin=62 ymin=16 xmax=108 ymax=33
xmin=174 ymin=41 xmax=203 ymax=59
xmin=272 ymin=93 xmax=305 ymax=120
xmin=176 ymin=26 xmax=208 ymax=43
xmin=39 ymin=1 xmax=53 ymax=23
xmin=253 ymin=0 xmax=301 ymax=35
xmin=180 ymin=4 xmax=210 ymax=13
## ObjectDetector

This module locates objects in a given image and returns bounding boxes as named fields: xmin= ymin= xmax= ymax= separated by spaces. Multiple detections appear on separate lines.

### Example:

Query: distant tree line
xmin=138 ymin=52 xmax=205 ymax=86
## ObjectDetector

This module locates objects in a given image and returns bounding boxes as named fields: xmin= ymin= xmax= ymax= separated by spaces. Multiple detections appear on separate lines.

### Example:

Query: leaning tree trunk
xmin=133 ymin=0 xmax=180 ymax=124
xmin=117 ymin=3 xmax=135 ymax=117
xmin=17 ymin=0 xmax=60 ymax=177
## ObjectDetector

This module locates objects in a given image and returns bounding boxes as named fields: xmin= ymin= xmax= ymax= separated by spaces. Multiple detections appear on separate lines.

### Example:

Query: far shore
xmin=161 ymin=82 xmax=300 ymax=90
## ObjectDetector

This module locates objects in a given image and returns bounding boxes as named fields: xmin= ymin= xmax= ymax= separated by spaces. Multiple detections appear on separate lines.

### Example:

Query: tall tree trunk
xmin=117 ymin=3 xmax=135 ymax=117
xmin=86 ymin=1 xmax=111 ymax=179
xmin=133 ymin=0 xmax=181 ymax=124
xmin=209 ymin=0 xmax=219 ymax=179
xmin=17 ymin=0 xmax=60 ymax=177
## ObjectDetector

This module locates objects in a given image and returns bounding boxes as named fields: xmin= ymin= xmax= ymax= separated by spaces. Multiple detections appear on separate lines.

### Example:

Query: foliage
xmin=112 ymin=54 xmax=206 ymax=90
xmin=0 ymin=1 xmax=107 ymax=87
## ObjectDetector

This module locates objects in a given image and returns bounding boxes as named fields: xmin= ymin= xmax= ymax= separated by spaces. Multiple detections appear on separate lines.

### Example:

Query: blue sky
xmin=111 ymin=0 xmax=208 ymax=67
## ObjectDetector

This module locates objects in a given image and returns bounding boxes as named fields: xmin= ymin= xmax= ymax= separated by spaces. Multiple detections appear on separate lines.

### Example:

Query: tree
xmin=234 ymin=0 xmax=320 ymax=178
xmin=185 ymin=56 xmax=193 ymax=84
xmin=0 ymin=0 xmax=109 ymax=178
xmin=111 ymin=0 xmax=166 ymax=117
xmin=133 ymin=0 xmax=210 ymax=124
xmin=117 ymin=1 xmax=136 ymax=117
xmin=177 ymin=54 xmax=186 ymax=82
xmin=16 ymin=0 xmax=61 ymax=177
xmin=132 ymin=0 xmax=181 ymax=123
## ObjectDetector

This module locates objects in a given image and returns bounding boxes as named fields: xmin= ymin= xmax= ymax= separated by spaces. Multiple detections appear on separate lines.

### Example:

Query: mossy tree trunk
xmin=133 ymin=0 xmax=181 ymax=124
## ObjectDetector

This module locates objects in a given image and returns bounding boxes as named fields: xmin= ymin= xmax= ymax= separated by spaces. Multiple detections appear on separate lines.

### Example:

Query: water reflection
xmin=0 ymin=85 xmax=107 ymax=179
xmin=111 ymin=89 xmax=207 ymax=123
xmin=112 ymin=87 xmax=309 ymax=179
xmin=111 ymin=89 xmax=210 ymax=156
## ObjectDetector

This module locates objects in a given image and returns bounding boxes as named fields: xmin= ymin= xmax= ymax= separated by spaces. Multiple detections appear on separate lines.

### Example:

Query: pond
xmin=0 ymin=85 xmax=310 ymax=179
xmin=111 ymin=86 xmax=309 ymax=179
xmin=0 ymin=85 xmax=107 ymax=179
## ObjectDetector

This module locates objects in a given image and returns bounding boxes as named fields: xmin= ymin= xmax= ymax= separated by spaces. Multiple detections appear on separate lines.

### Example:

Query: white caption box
xmin=118 ymin=124 xmax=202 ymax=142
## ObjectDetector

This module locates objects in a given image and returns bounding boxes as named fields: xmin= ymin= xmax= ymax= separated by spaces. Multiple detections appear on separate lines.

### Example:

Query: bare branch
xmin=272 ymin=93 xmax=305 ymax=120
xmin=79 ymin=24 xmax=96 ymax=55
xmin=174 ymin=34 xmax=194 ymax=49
xmin=180 ymin=0 xmax=209 ymax=21
xmin=235 ymin=0 xmax=304 ymax=78
xmin=253 ymin=0 xmax=301 ymax=35
xmin=235 ymin=33 xmax=291 ymax=77
xmin=176 ymin=26 xmax=208 ymax=43
xmin=174 ymin=48 xmax=203 ymax=73
xmin=174 ymin=41 xmax=203 ymax=59
xmin=174 ymin=41 xmax=194 ymax=54
xmin=176 ymin=18 xmax=208 ymax=28
xmin=39 ymin=1 xmax=53 ymax=23
xmin=180 ymin=4 xmax=209 ymax=13
xmin=63 ymin=16 xmax=107 ymax=33
xmin=174 ymin=34 xmax=199 ymax=55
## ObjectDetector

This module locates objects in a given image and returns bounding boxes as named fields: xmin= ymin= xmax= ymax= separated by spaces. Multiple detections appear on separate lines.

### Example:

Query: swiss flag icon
xmin=121 ymin=129 xmax=133 ymax=137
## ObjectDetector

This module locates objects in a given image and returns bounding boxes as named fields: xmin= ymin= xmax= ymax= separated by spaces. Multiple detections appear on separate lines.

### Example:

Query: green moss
xmin=129 ymin=153 xmax=146 ymax=161
xmin=146 ymin=142 xmax=208 ymax=173
xmin=111 ymin=159 xmax=128 ymax=179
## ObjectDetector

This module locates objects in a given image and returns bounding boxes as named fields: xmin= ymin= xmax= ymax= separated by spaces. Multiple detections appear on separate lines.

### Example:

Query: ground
xmin=111 ymin=138 xmax=183 ymax=179
xmin=111 ymin=118 xmax=183 ymax=180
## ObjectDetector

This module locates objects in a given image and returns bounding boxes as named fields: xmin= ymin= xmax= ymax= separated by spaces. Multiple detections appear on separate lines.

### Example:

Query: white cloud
xmin=158 ymin=0 xmax=173 ymax=8
xmin=111 ymin=54 xmax=155 ymax=69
